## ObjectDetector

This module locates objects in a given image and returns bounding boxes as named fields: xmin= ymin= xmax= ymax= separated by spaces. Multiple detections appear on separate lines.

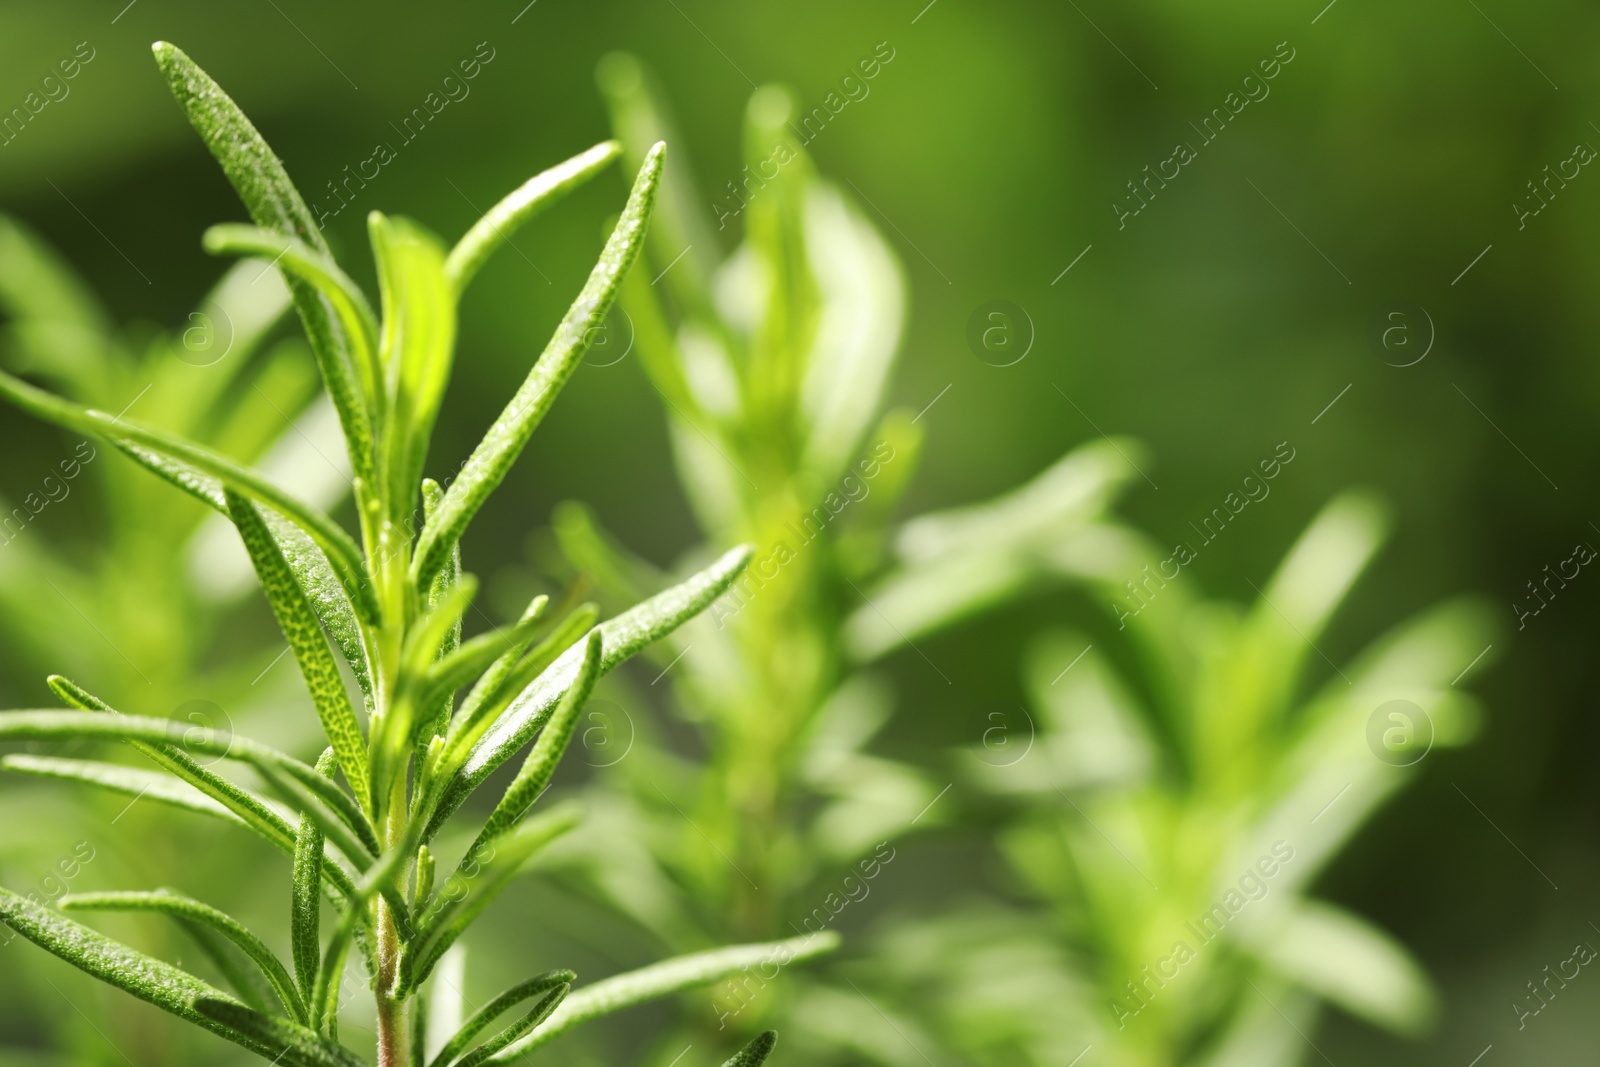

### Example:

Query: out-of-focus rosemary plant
xmin=520 ymin=55 xmax=1141 ymax=1059
xmin=0 ymin=212 xmax=341 ymax=705
xmin=0 ymin=43 xmax=827 ymax=1067
xmin=836 ymin=493 xmax=1498 ymax=1067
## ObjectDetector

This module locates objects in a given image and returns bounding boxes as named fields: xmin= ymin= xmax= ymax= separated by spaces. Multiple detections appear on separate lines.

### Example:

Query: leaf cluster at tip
xmin=0 ymin=40 xmax=818 ymax=1067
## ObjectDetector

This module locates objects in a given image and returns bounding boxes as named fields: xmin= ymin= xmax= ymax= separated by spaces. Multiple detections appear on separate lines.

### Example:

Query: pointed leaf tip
xmin=724 ymin=1031 xmax=778 ymax=1067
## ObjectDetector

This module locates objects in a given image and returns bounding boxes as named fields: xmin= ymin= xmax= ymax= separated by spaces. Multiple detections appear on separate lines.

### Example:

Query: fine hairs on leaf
xmin=0 ymin=40 xmax=824 ymax=1067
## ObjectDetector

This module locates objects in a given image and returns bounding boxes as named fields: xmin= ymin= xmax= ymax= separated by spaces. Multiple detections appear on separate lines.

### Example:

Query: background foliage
xmin=2 ymin=1 xmax=1597 ymax=1064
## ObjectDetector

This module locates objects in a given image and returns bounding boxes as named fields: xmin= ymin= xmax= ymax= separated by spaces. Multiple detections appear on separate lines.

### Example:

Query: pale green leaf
xmin=0 ymin=367 xmax=374 ymax=620
xmin=371 ymin=213 xmax=454 ymax=512
xmin=487 ymin=933 xmax=839 ymax=1060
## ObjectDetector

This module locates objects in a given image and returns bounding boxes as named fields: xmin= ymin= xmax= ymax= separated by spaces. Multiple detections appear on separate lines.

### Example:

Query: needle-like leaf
xmin=204 ymin=224 xmax=383 ymax=410
xmin=0 ymin=887 xmax=283 ymax=1062
xmin=724 ymin=1031 xmax=779 ymax=1067
xmin=427 ymin=969 xmax=573 ymax=1067
xmin=407 ymin=804 xmax=583 ymax=990
xmin=371 ymin=213 xmax=455 ymax=515
xmin=0 ymin=754 xmax=238 ymax=822
xmin=0 ymin=368 xmax=375 ymax=621
xmin=153 ymin=41 xmax=377 ymax=486
xmin=432 ymin=545 xmax=750 ymax=833
xmin=487 ymin=934 xmax=838 ymax=1061
xmin=192 ymin=998 xmax=365 ymax=1067
xmin=467 ymin=631 xmax=602 ymax=856
xmin=412 ymin=143 xmax=666 ymax=588
xmin=445 ymin=140 xmax=622 ymax=293
xmin=293 ymin=751 xmax=333 ymax=1006
xmin=60 ymin=889 xmax=307 ymax=1024
xmin=227 ymin=490 xmax=372 ymax=809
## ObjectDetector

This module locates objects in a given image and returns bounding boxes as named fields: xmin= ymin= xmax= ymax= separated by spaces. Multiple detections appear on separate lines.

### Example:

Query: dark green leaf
xmin=724 ymin=1031 xmax=779 ymax=1067
xmin=0 ymin=887 xmax=281 ymax=1062
xmin=226 ymin=490 xmax=372 ymax=809
xmin=428 ymin=970 xmax=572 ymax=1067
xmin=60 ymin=889 xmax=306 ymax=1024
xmin=292 ymin=751 xmax=332 ymax=1006
xmin=152 ymin=41 xmax=376 ymax=487
xmin=192 ymin=998 xmax=365 ymax=1067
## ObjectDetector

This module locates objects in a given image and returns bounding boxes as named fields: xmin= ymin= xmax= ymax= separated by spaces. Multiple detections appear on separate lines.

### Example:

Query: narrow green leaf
xmin=293 ymin=751 xmax=332 ymax=1006
xmin=0 ymin=754 xmax=237 ymax=823
xmin=453 ymin=986 xmax=568 ymax=1067
xmin=433 ymin=545 xmax=750 ymax=831
xmin=0 ymin=887 xmax=280 ymax=1061
xmin=0 ymin=367 xmax=375 ymax=621
xmin=43 ymin=677 xmax=363 ymax=908
xmin=468 ymin=631 xmax=602 ymax=856
xmin=419 ymin=601 xmax=550 ymax=717
xmin=193 ymin=998 xmax=365 ymax=1067
xmin=204 ymin=224 xmax=382 ymax=407
xmin=428 ymin=970 xmax=573 ymax=1067
xmin=487 ymin=934 xmax=838 ymax=1061
xmin=150 ymin=43 xmax=326 ymax=251
xmin=371 ymin=213 xmax=455 ymax=514
xmin=152 ymin=41 xmax=376 ymax=487
xmin=0 ymin=708 xmax=377 ymax=866
xmin=250 ymin=760 xmax=378 ymax=870
xmin=408 ymin=805 xmax=582 ymax=990
xmin=445 ymin=140 xmax=622 ymax=293
xmin=226 ymin=490 xmax=371 ymax=807
xmin=413 ymin=143 xmax=667 ymax=588
xmin=435 ymin=603 xmax=597 ymax=788
xmin=725 ymin=1031 xmax=779 ymax=1067
xmin=183 ymin=920 xmax=279 ymax=1013
xmin=415 ymin=478 xmax=466 ymax=764
xmin=60 ymin=889 xmax=307 ymax=1024
xmin=227 ymin=492 xmax=372 ymax=809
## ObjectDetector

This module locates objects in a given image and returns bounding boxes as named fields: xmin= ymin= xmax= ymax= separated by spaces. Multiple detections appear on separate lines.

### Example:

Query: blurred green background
xmin=1 ymin=0 xmax=1597 ymax=1063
